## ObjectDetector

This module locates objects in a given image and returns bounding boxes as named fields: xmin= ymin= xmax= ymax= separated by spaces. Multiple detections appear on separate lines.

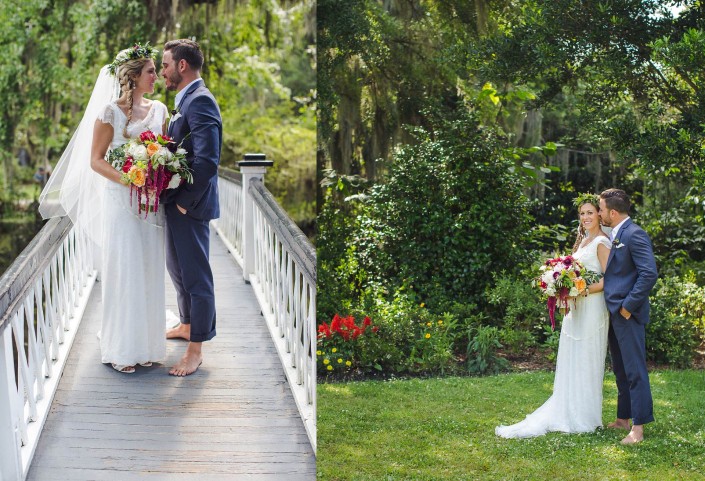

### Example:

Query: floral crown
xmin=107 ymin=42 xmax=159 ymax=76
xmin=572 ymin=192 xmax=600 ymax=209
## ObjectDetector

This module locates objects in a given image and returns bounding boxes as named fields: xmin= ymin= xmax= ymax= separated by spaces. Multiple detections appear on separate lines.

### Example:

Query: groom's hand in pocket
xmin=619 ymin=306 xmax=631 ymax=319
xmin=177 ymin=204 xmax=187 ymax=215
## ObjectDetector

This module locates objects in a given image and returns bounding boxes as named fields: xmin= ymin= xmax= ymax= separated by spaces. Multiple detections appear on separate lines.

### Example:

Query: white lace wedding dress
xmin=97 ymin=100 xmax=169 ymax=367
xmin=496 ymin=236 xmax=611 ymax=438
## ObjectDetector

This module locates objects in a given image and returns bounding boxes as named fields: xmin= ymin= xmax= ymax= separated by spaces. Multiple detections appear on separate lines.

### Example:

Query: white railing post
xmin=0 ymin=327 xmax=22 ymax=481
xmin=239 ymin=153 xmax=273 ymax=283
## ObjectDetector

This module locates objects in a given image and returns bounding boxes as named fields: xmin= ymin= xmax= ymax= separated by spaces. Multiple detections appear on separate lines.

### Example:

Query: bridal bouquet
xmin=535 ymin=255 xmax=601 ymax=330
xmin=107 ymin=130 xmax=192 ymax=215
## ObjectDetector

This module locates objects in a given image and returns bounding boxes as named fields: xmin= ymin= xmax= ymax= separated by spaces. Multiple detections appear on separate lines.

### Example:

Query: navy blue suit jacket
xmin=603 ymin=219 xmax=658 ymax=325
xmin=163 ymin=80 xmax=222 ymax=220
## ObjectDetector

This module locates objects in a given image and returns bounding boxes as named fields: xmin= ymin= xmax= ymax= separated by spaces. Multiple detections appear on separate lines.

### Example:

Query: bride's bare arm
xmin=582 ymin=242 xmax=610 ymax=296
xmin=90 ymin=120 xmax=126 ymax=185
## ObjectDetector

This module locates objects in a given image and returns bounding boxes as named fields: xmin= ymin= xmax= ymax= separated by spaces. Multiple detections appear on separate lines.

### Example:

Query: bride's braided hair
xmin=571 ymin=193 xmax=600 ymax=254
xmin=117 ymin=58 xmax=150 ymax=138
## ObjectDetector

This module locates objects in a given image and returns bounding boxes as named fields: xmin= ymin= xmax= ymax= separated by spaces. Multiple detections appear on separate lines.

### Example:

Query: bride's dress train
xmin=496 ymin=236 xmax=611 ymax=438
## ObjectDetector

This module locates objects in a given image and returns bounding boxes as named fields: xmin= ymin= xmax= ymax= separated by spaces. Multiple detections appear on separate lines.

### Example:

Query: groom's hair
xmin=164 ymin=39 xmax=204 ymax=71
xmin=600 ymin=188 xmax=630 ymax=214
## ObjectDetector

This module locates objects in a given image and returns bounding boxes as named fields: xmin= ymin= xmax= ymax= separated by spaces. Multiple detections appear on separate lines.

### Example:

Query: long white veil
xmin=38 ymin=65 xmax=120 ymax=249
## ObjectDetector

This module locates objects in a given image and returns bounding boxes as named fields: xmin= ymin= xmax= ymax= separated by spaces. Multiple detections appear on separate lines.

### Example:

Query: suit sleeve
xmin=174 ymin=95 xmax=221 ymax=210
xmin=622 ymin=228 xmax=658 ymax=314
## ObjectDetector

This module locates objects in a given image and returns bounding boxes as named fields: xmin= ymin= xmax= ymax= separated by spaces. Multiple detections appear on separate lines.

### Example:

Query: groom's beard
xmin=165 ymin=71 xmax=183 ymax=91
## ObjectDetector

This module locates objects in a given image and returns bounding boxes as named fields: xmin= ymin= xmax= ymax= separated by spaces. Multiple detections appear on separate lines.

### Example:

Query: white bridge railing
xmin=0 ymin=155 xmax=315 ymax=481
xmin=214 ymin=155 xmax=316 ymax=452
xmin=0 ymin=217 xmax=97 ymax=481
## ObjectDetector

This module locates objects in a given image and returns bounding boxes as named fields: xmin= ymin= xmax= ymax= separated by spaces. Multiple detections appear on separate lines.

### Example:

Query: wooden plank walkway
xmin=26 ymin=228 xmax=316 ymax=481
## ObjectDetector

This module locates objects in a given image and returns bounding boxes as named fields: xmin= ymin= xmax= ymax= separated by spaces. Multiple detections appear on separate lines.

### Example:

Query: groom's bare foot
xmin=621 ymin=425 xmax=644 ymax=445
xmin=169 ymin=342 xmax=203 ymax=377
xmin=607 ymin=418 xmax=630 ymax=431
xmin=166 ymin=322 xmax=190 ymax=340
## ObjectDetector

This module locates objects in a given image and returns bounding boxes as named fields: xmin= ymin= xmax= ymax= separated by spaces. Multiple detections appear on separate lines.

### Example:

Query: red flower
xmin=372 ymin=326 xmax=379 ymax=333
xmin=330 ymin=314 xmax=341 ymax=333
xmin=363 ymin=316 xmax=371 ymax=327
xmin=342 ymin=315 xmax=355 ymax=330
xmin=317 ymin=322 xmax=331 ymax=338
xmin=140 ymin=130 xmax=157 ymax=142
xmin=122 ymin=159 xmax=132 ymax=173
xmin=161 ymin=170 xmax=173 ymax=191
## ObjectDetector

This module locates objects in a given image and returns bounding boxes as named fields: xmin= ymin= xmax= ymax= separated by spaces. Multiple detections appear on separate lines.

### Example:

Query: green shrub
xmin=486 ymin=273 xmax=547 ymax=353
xmin=647 ymin=275 xmax=703 ymax=368
xmin=406 ymin=311 xmax=459 ymax=375
xmin=540 ymin=323 xmax=561 ymax=363
xmin=466 ymin=325 xmax=509 ymax=375
xmin=354 ymin=110 xmax=532 ymax=313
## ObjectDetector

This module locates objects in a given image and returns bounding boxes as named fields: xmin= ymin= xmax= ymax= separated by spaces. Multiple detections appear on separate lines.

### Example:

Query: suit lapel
xmin=168 ymin=80 xmax=204 ymax=137
xmin=606 ymin=218 xmax=632 ymax=269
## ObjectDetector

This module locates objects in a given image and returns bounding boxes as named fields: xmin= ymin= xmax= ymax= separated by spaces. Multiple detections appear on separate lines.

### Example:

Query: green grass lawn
xmin=318 ymin=370 xmax=705 ymax=480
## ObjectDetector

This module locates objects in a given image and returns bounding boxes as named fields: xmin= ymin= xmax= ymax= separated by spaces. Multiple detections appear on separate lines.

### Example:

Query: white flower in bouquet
xmin=128 ymin=143 xmax=148 ymax=162
xmin=176 ymin=148 xmax=187 ymax=156
xmin=541 ymin=271 xmax=555 ymax=285
xmin=167 ymin=173 xmax=182 ymax=189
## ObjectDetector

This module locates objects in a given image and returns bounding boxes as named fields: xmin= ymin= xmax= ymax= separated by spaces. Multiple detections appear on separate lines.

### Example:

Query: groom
xmin=160 ymin=39 xmax=222 ymax=376
xmin=599 ymin=188 xmax=658 ymax=444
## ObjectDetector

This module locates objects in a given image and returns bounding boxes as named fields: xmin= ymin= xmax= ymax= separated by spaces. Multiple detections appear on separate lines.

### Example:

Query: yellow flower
xmin=316 ymin=350 xmax=322 ymax=356
xmin=438 ymin=320 xmax=443 ymax=326
xmin=337 ymin=358 xmax=343 ymax=364
xmin=147 ymin=142 xmax=161 ymax=157
xmin=332 ymin=348 xmax=337 ymax=353
xmin=327 ymin=365 xmax=333 ymax=371
xmin=345 ymin=361 xmax=352 ymax=367
xmin=420 ymin=303 xmax=425 ymax=308
xmin=425 ymin=333 xmax=431 ymax=339
xmin=128 ymin=166 xmax=146 ymax=187
xmin=323 ymin=359 xmax=330 ymax=365
xmin=426 ymin=322 xmax=432 ymax=327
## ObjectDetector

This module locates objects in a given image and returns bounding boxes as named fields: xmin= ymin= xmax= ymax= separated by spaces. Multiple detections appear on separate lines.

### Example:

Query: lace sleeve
xmin=596 ymin=236 xmax=612 ymax=250
xmin=96 ymin=103 xmax=115 ymax=126
xmin=157 ymin=101 xmax=169 ymax=129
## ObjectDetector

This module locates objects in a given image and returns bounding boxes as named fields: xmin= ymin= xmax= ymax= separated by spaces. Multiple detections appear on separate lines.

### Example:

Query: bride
xmin=496 ymin=194 xmax=611 ymax=438
xmin=39 ymin=44 xmax=169 ymax=373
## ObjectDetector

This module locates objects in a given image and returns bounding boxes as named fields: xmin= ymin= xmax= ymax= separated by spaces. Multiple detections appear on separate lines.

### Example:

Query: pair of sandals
xmin=111 ymin=361 xmax=153 ymax=374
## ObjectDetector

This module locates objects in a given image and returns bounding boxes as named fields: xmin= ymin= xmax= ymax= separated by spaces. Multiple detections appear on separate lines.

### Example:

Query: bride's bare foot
xmin=166 ymin=322 xmax=190 ymax=340
xmin=169 ymin=342 xmax=203 ymax=377
xmin=607 ymin=419 xmax=630 ymax=431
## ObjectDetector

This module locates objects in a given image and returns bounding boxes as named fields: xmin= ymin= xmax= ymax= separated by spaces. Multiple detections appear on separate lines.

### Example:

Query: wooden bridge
xmin=0 ymin=158 xmax=316 ymax=480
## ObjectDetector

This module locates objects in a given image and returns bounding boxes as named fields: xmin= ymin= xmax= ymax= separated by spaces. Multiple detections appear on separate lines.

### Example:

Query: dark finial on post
xmin=238 ymin=153 xmax=274 ymax=168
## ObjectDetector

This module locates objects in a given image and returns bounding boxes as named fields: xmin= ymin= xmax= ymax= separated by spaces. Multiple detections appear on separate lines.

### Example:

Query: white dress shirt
xmin=610 ymin=217 xmax=630 ymax=242
xmin=174 ymin=78 xmax=202 ymax=110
